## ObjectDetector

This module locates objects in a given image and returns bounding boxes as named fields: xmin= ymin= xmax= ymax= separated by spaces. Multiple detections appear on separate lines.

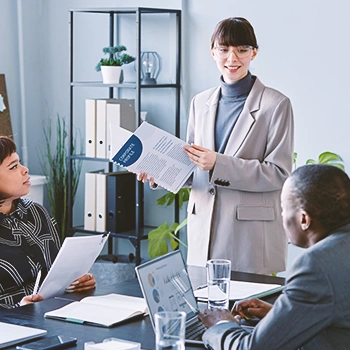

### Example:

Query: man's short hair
xmin=289 ymin=164 xmax=350 ymax=233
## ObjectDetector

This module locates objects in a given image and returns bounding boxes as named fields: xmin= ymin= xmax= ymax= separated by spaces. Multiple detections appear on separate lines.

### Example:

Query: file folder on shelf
xmin=84 ymin=169 xmax=104 ymax=231
xmin=85 ymin=99 xmax=97 ymax=157
xmin=106 ymin=172 xmax=137 ymax=233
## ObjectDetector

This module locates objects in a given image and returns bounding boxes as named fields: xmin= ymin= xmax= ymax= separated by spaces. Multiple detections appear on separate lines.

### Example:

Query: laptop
xmin=135 ymin=250 xmax=206 ymax=345
xmin=0 ymin=322 xmax=47 ymax=349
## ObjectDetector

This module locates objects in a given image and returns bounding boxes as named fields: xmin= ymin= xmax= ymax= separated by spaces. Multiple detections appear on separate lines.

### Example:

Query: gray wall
xmin=1 ymin=0 xmax=349 ymax=263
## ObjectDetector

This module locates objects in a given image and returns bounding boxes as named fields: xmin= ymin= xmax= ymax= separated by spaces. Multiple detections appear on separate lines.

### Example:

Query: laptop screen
xmin=135 ymin=250 xmax=198 ymax=327
xmin=0 ymin=322 xmax=47 ymax=349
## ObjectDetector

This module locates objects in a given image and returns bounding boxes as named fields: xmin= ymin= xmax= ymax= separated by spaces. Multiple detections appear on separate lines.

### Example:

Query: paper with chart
xmin=112 ymin=122 xmax=195 ymax=193
xmin=38 ymin=234 xmax=109 ymax=299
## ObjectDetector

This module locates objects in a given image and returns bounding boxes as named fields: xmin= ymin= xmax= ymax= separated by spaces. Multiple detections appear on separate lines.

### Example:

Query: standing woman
xmin=0 ymin=136 xmax=95 ymax=308
xmin=184 ymin=17 xmax=294 ymax=274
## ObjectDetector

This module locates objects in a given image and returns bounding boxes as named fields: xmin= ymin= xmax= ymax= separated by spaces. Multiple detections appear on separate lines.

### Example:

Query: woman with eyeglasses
xmin=183 ymin=17 xmax=294 ymax=275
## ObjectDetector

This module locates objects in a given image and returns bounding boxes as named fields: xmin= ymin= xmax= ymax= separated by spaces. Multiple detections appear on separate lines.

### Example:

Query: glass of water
xmin=155 ymin=311 xmax=186 ymax=350
xmin=206 ymin=259 xmax=231 ymax=309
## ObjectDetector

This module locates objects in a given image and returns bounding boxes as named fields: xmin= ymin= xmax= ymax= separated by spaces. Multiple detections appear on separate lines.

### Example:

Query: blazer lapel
xmin=202 ymin=87 xmax=220 ymax=150
xmin=224 ymin=77 xmax=265 ymax=156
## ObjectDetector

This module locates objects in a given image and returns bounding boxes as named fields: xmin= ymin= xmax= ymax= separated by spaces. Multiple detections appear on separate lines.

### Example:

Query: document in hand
xmin=39 ymin=234 xmax=109 ymax=299
xmin=44 ymin=294 xmax=148 ymax=327
xmin=112 ymin=122 xmax=195 ymax=193
xmin=194 ymin=281 xmax=284 ymax=301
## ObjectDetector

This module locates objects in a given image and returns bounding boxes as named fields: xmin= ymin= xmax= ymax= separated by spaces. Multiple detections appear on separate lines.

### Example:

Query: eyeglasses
xmin=214 ymin=46 xmax=254 ymax=59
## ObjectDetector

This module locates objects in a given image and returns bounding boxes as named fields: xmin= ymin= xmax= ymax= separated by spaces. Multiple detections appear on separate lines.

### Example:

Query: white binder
xmin=85 ymin=99 xmax=97 ymax=157
xmin=96 ymin=99 xmax=109 ymax=159
xmin=84 ymin=170 xmax=103 ymax=231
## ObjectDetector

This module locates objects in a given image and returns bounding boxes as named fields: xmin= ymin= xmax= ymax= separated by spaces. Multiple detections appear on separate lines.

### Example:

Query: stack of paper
xmin=194 ymin=280 xmax=284 ymax=301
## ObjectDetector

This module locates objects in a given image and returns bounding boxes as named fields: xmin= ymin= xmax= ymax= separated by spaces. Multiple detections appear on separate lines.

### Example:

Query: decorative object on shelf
xmin=95 ymin=45 xmax=136 ymax=84
xmin=40 ymin=115 xmax=83 ymax=240
xmin=141 ymin=51 xmax=162 ymax=85
xmin=148 ymin=188 xmax=190 ymax=259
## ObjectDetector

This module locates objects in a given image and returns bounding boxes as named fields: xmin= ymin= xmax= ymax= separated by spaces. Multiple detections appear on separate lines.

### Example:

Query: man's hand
xmin=198 ymin=308 xmax=238 ymax=328
xmin=184 ymin=144 xmax=217 ymax=171
xmin=232 ymin=298 xmax=272 ymax=320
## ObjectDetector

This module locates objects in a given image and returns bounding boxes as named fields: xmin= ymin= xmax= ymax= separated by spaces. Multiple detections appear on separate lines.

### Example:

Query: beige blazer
xmin=186 ymin=77 xmax=294 ymax=274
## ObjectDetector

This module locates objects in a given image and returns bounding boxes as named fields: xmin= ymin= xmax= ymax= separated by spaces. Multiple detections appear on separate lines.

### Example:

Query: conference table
xmin=0 ymin=266 xmax=285 ymax=349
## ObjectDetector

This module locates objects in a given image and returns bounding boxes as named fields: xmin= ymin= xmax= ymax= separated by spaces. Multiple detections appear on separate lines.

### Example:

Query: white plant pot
xmin=101 ymin=66 xmax=123 ymax=84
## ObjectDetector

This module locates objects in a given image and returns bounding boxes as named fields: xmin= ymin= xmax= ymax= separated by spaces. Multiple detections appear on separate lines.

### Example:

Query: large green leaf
xmin=148 ymin=222 xmax=179 ymax=259
xmin=306 ymin=151 xmax=344 ymax=171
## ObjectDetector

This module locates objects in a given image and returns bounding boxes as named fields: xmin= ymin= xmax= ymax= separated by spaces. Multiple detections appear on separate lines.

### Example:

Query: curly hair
xmin=289 ymin=164 xmax=350 ymax=233
xmin=0 ymin=136 xmax=16 ymax=166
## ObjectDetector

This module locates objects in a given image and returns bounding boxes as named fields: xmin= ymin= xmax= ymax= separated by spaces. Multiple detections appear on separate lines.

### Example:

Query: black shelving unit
xmin=67 ymin=8 xmax=181 ymax=266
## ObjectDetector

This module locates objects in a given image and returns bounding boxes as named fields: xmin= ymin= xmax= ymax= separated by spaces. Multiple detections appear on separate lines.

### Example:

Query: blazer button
xmin=209 ymin=188 xmax=215 ymax=195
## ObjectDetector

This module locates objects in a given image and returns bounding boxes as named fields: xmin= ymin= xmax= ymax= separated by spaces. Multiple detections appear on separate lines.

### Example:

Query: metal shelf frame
xmin=67 ymin=7 xmax=181 ymax=266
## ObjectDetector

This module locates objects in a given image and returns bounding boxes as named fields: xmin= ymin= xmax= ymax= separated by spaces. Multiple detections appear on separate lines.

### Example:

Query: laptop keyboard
xmin=186 ymin=317 xmax=207 ymax=340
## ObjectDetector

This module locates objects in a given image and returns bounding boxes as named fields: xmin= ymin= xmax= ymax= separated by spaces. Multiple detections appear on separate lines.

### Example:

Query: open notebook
xmin=0 ymin=322 xmax=47 ymax=349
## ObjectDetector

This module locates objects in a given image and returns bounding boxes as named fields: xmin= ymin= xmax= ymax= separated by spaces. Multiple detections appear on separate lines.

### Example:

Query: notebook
xmin=0 ymin=322 xmax=47 ymax=349
xmin=135 ymin=250 xmax=206 ymax=345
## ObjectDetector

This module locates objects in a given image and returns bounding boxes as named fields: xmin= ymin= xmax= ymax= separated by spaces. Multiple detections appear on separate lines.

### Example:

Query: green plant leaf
xmin=40 ymin=114 xmax=82 ymax=240
xmin=293 ymin=152 xmax=298 ymax=164
xmin=148 ymin=223 xmax=174 ymax=259
xmin=156 ymin=192 xmax=175 ymax=206
xmin=318 ymin=151 xmax=343 ymax=164
xmin=306 ymin=159 xmax=317 ymax=164
xmin=148 ymin=221 xmax=188 ymax=259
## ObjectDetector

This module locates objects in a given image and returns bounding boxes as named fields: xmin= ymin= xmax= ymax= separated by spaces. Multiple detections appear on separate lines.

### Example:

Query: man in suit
xmin=198 ymin=164 xmax=350 ymax=349
xmin=183 ymin=17 xmax=294 ymax=275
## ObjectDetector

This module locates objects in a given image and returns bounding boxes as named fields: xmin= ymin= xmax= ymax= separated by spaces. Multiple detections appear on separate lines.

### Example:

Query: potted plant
xmin=95 ymin=45 xmax=135 ymax=84
xmin=148 ymin=188 xmax=190 ymax=259
xmin=294 ymin=151 xmax=345 ymax=171
xmin=40 ymin=115 xmax=82 ymax=240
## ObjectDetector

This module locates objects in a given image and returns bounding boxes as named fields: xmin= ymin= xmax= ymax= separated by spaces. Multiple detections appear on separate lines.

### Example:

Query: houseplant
xmin=95 ymin=45 xmax=135 ymax=84
xmin=294 ymin=151 xmax=345 ymax=171
xmin=148 ymin=188 xmax=190 ymax=259
xmin=40 ymin=115 xmax=82 ymax=240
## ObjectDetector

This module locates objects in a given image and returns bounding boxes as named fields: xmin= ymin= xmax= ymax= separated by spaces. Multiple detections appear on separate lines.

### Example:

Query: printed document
xmin=39 ymin=234 xmax=109 ymax=299
xmin=112 ymin=122 xmax=195 ymax=193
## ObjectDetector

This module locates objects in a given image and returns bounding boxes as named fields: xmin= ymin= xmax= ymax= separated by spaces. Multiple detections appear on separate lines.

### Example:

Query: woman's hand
xmin=184 ymin=144 xmax=217 ymax=171
xmin=65 ymin=273 xmax=96 ymax=293
xmin=232 ymin=298 xmax=272 ymax=320
xmin=198 ymin=308 xmax=237 ymax=328
xmin=137 ymin=172 xmax=157 ymax=188
xmin=20 ymin=294 xmax=44 ymax=306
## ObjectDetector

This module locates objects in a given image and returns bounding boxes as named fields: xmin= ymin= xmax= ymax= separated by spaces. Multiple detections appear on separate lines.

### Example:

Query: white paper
xmin=194 ymin=280 xmax=283 ymax=301
xmin=112 ymin=122 xmax=195 ymax=193
xmin=44 ymin=293 xmax=147 ymax=328
xmin=39 ymin=234 xmax=109 ymax=299
xmin=0 ymin=94 xmax=6 ymax=112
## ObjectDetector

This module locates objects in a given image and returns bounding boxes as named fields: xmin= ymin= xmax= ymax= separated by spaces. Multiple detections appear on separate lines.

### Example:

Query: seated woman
xmin=0 ymin=136 xmax=95 ymax=308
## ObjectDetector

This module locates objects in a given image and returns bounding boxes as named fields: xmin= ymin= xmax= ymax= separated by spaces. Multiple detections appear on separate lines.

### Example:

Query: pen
xmin=196 ymin=284 xmax=207 ymax=290
xmin=32 ymin=270 xmax=41 ymax=296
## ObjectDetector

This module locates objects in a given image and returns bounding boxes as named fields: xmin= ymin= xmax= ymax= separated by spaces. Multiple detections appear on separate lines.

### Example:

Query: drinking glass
xmin=154 ymin=311 xmax=186 ymax=350
xmin=206 ymin=259 xmax=231 ymax=309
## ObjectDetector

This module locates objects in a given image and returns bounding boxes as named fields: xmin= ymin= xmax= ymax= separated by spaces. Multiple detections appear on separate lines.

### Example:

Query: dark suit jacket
xmin=203 ymin=224 xmax=350 ymax=349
